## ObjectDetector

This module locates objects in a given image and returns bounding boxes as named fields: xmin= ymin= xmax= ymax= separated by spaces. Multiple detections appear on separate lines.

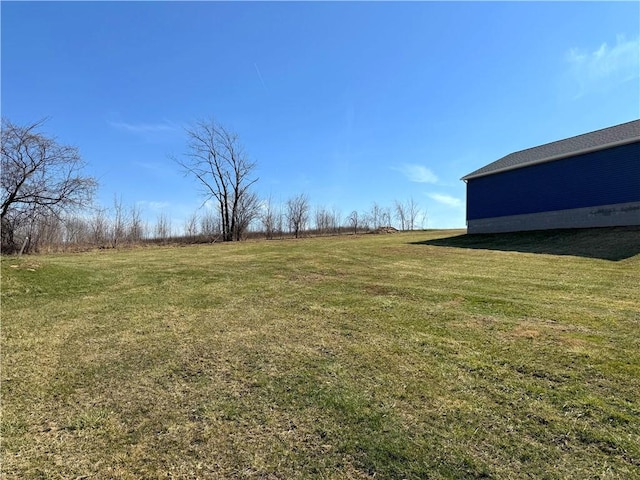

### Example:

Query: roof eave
xmin=461 ymin=136 xmax=640 ymax=182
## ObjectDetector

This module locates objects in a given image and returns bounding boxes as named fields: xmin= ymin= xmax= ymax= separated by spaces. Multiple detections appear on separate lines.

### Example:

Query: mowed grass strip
xmin=2 ymin=230 xmax=639 ymax=479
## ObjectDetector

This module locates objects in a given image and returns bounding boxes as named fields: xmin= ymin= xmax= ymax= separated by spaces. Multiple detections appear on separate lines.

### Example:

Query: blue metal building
xmin=461 ymin=120 xmax=640 ymax=234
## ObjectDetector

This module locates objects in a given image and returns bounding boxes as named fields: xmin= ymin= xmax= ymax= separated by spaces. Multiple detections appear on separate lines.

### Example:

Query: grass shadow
xmin=411 ymin=227 xmax=640 ymax=261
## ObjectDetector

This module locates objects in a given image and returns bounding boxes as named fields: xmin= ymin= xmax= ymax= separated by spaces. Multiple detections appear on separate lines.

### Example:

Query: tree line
xmin=1 ymin=117 xmax=427 ymax=254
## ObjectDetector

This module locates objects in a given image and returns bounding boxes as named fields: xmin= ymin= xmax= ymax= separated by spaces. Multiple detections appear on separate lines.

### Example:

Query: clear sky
xmin=2 ymin=1 xmax=639 ymax=230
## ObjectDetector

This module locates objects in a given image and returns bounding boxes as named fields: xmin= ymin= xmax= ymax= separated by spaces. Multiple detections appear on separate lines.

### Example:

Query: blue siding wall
xmin=467 ymin=142 xmax=640 ymax=221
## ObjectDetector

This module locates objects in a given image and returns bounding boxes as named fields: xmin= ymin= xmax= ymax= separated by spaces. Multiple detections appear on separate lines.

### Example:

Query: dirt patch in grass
xmin=7 ymin=261 xmax=42 ymax=271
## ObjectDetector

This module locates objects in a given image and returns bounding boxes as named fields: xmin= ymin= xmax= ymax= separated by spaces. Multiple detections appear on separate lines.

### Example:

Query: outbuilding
xmin=461 ymin=120 xmax=640 ymax=234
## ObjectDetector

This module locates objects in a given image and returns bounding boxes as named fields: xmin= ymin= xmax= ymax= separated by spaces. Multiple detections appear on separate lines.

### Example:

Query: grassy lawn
xmin=2 ymin=229 xmax=639 ymax=479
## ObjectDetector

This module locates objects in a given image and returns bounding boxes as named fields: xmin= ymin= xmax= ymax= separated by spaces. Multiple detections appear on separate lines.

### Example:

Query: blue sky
xmin=2 ymin=1 xmax=639 ymax=230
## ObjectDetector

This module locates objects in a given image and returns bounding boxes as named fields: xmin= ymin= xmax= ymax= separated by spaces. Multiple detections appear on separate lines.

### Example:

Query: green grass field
xmin=2 ymin=229 xmax=639 ymax=479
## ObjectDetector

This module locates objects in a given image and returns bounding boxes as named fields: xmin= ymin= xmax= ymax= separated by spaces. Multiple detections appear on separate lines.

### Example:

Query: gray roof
xmin=462 ymin=119 xmax=640 ymax=181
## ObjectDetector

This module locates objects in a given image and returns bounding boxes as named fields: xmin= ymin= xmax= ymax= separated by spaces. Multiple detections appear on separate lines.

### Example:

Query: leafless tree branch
xmin=176 ymin=119 xmax=258 ymax=241
xmin=1 ymin=118 xmax=97 ymax=253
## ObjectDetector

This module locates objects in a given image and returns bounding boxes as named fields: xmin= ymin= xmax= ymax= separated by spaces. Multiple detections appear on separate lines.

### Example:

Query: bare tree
xmin=406 ymin=197 xmax=420 ymax=230
xmin=360 ymin=210 xmax=371 ymax=232
xmin=199 ymin=209 xmax=221 ymax=240
xmin=111 ymin=196 xmax=128 ymax=247
xmin=314 ymin=205 xmax=332 ymax=235
xmin=394 ymin=200 xmax=407 ymax=231
xmin=347 ymin=210 xmax=359 ymax=235
xmin=314 ymin=206 xmax=341 ymax=235
xmin=275 ymin=205 xmax=284 ymax=238
xmin=36 ymin=215 xmax=64 ymax=251
xmin=286 ymin=194 xmax=309 ymax=238
xmin=394 ymin=199 xmax=420 ymax=231
xmin=154 ymin=212 xmax=172 ymax=241
xmin=128 ymin=204 xmax=145 ymax=242
xmin=64 ymin=215 xmax=91 ymax=245
xmin=330 ymin=207 xmax=342 ymax=234
xmin=88 ymin=207 xmax=110 ymax=247
xmin=260 ymin=195 xmax=279 ymax=240
xmin=234 ymin=191 xmax=260 ymax=240
xmin=381 ymin=206 xmax=392 ymax=229
xmin=420 ymin=209 xmax=429 ymax=230
xmin=369 ymin=202 xmax=382 ymax=229
xmin=176 ymin=119 xmax=258 ymax=242
xmin=184 ymin=211 xmax=199 ymax=240
xmin=1 ymin=118 xmax=96 ymax=253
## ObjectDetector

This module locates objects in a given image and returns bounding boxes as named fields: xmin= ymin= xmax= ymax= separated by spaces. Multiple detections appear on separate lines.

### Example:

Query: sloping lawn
xmin=2 ymin=230 xmax=639 ymax=479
